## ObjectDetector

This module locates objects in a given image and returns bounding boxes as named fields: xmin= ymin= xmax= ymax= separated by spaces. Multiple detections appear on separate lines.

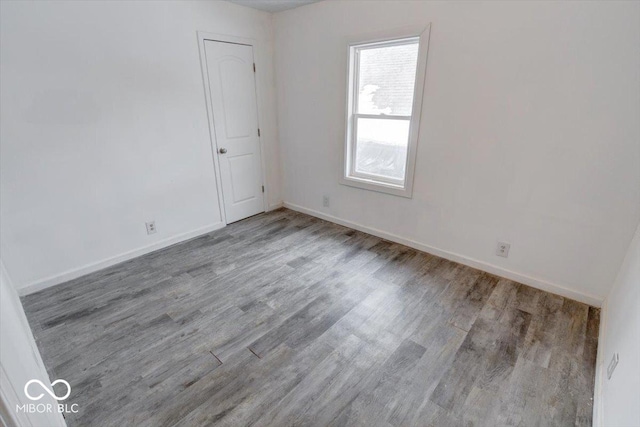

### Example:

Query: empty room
xmin=1 ymin=0 xmax=638 ymax=426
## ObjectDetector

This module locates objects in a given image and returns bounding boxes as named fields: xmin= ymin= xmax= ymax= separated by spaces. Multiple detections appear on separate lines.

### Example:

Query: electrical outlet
xmin=323 ymin=195 xmax=330 ymax=208
xmin=146 ymin=221 xmax=157 ymax=235
xmin=607 ymin=353 xmax=619 ymax=379
xmin=495 ymin=241 xmax=510 ymax=258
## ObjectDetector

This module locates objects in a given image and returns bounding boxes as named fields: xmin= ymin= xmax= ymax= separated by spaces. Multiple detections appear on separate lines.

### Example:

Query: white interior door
xmin=205 ymin=40 xmax=264 ymax=224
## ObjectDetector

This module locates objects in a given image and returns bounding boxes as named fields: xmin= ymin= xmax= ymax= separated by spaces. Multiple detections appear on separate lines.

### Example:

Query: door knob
xmin=219 ymin=148 xmax=227 ymax=154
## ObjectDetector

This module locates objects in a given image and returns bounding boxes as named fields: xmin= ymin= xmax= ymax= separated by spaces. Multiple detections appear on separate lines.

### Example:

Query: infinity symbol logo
xmin=24 ymin=379 xmax=71 ymax=401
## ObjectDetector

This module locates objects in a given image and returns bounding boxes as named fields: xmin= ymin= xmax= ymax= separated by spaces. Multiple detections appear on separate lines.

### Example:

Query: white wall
xmin=274 ymin=0 xmax=640 ymax=304
xmin=0 ymin=0 xmax=282 ymax=292
xmin=594 ymin=223 xmax=640 ymax=427
xmin=0 ymin=261 xmax=66 ymax=427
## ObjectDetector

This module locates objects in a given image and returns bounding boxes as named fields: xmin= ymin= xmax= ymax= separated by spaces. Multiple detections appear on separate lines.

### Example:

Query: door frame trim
xmin=196 ymin=31 xmax=269 ymax=225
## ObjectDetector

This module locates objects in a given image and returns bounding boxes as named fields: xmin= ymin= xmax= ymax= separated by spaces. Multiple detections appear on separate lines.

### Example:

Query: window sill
xmin=339 ymin=175 xmax=413 ymax=198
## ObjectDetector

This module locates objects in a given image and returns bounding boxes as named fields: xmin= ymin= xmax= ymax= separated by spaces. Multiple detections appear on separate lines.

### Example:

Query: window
xmin=342 ymin=27 xmax=430 ymax=197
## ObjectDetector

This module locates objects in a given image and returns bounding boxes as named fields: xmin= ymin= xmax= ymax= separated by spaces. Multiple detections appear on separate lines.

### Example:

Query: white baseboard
xmin=283 ymin=202 xmax=603 ymax=307
xmin=18 ymin=204 xmax=604 ymax=307
xmin=592 ymin=298 xmax=608 ymax=426
xmin=18 ymin=222 xmax=226 ymax=296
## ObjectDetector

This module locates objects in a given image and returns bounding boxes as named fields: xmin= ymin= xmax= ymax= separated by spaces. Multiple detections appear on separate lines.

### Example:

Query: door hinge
xmin=253 ymin=63 xmax=256 ymax=72
xmin=262 ymin=185 xmax=265 ymax=193
xmin=258 ymin=128 xmax=261 ymax=137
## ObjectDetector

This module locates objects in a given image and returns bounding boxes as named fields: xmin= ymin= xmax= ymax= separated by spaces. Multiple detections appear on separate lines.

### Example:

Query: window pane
xmin=355 ymin=118 xmax=409 ymax=180
xmin=357 ymin=41 xmax=419 ymax=116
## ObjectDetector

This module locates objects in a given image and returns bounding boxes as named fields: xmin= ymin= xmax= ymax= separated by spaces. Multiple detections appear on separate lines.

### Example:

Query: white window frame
xmin=340 ymin=25 xmax=431 ymax=198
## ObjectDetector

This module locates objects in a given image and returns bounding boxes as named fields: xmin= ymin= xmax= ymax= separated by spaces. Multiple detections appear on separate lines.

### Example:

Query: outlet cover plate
xmin=146 ymin=221 xmax=157 ymax=235
xmin=496 ymin=241 xmax=510 ymax=258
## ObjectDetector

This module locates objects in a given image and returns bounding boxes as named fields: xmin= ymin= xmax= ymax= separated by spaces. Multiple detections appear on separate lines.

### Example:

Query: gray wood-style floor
xmin=22 ymin=208 xmax=599 ymax=427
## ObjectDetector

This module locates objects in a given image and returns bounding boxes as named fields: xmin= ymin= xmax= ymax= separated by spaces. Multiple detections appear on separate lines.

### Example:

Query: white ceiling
xmin=226 ymin=0 xmax=322 ymax=13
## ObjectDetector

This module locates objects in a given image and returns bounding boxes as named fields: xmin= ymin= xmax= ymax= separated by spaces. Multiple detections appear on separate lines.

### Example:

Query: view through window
xmin=348 ymin=38 xmax=419 ymax=185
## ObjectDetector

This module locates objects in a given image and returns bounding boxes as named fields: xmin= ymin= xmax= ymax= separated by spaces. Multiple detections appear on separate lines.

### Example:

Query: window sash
xmin=348 ymin=38 xmax=417 ymax=187
xmin=353 ymin=38 xmax=419 ymax=118
xmin=349 ymin=114 xmax=411 ymax=186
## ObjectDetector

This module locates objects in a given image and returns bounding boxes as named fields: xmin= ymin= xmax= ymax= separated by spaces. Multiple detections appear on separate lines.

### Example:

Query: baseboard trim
xmin=592 ymin=298 xmax=608 ymax=426
xmin=18 ymin=222 xmax=226 ymax=296
xmin=283 ymin=202 xmax=603 ymax=307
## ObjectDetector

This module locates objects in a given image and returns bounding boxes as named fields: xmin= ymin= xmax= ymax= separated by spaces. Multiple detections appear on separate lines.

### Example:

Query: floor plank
xmin=22 ymin=208 xmax=599 ymax=426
